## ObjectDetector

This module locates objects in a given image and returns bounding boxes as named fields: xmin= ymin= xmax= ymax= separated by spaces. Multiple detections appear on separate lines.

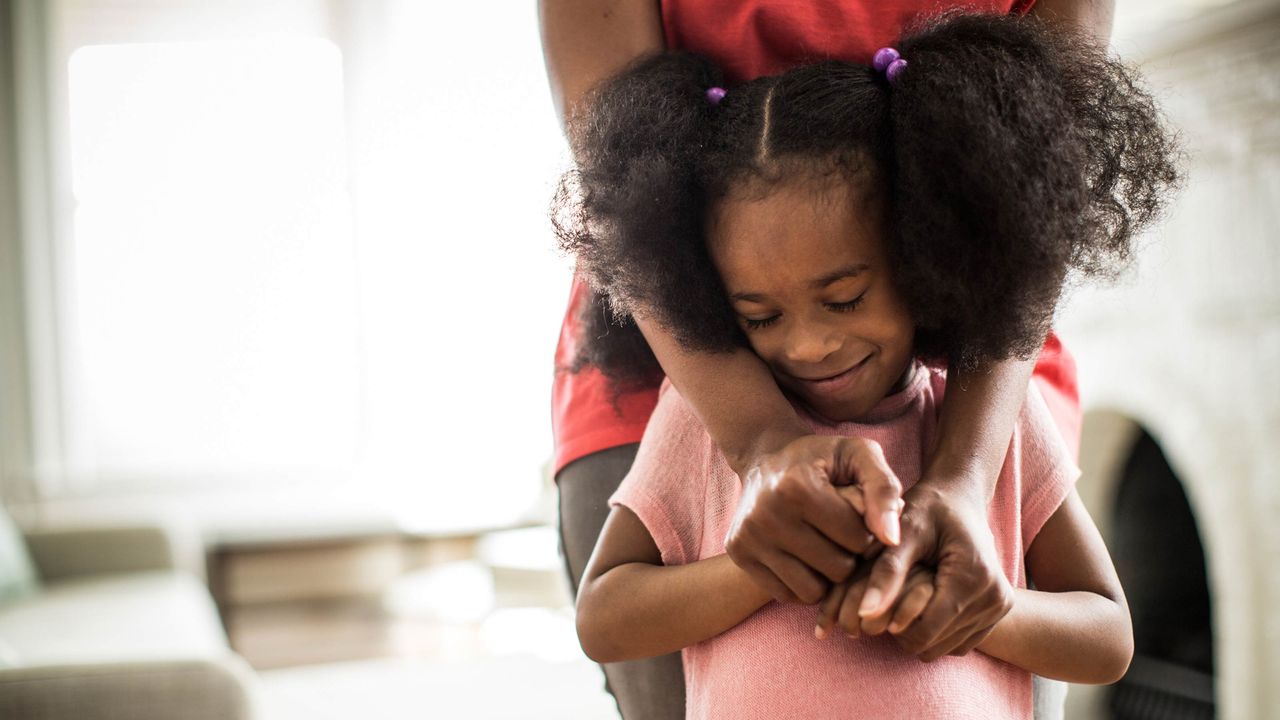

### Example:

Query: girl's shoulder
xmin=642 ymin=379 xmax=716 ymax=448
xmin=630 ymin=380 xmax=726 ymax=484
xmin=612 ymin=380 xmax=730 ymax=566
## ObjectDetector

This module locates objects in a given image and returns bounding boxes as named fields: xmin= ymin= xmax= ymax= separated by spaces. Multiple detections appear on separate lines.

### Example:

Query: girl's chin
xmin=784 ymin=358 xmax=915 ymax=423
xmin=794 ymin=388 xmax=879 ymax=424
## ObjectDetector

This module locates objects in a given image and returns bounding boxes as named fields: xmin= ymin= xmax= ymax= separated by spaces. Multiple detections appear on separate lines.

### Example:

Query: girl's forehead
xmin=707 ymin=175 xmax=887 ymax=284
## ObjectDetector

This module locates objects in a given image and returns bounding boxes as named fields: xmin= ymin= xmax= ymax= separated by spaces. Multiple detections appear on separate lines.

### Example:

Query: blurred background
xmin=0 ymin=0 xmax=1274 ymax=718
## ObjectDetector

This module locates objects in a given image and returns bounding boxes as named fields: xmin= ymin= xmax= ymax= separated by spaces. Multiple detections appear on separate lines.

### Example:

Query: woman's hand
xmin=839 ymin=356 xmax=1034 ymax=659
xmin=856 ymin=477 xmax=1015 ymax=661
xmin=724 ymin=435 xmax=904 ymax=605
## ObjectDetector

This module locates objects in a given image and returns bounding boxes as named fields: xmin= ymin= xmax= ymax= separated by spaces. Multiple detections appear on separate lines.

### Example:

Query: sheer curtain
xmin=23 ymin=0 xmax=569 ymax=532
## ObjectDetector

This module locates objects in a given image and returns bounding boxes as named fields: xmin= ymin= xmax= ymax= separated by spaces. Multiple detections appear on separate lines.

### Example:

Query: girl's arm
xmin=575 ymin=503 xmax=773 ymax=663
xmin=976 ymin=489 xmax=1133 ymax=684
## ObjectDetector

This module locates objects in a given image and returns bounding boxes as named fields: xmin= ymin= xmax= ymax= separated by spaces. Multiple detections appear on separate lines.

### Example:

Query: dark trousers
xmin=556 ymin=443 xmax=686 ymax=720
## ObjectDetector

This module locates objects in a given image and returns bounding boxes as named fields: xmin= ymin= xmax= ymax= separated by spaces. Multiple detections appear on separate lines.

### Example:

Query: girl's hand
xmin=724 ymin=435 xmax=904 ymax=605
xmin=815 ymin=561 xmax=936 ymax=641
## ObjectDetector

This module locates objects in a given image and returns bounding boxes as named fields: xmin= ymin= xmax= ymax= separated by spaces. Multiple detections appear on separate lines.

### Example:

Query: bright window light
xmin=67 ymin=38 xmax=361 ymax=486
xmin=60 ymin=2 xmax=571 ymax=532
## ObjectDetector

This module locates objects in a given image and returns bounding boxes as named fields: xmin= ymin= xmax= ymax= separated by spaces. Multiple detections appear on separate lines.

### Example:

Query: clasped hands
xmin=724 ymin=435 xmax=1014 ymax=661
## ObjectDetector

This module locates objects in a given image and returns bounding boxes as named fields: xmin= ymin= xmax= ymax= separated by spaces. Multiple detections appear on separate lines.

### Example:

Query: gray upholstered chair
xmin=0 ymin=510 xmax=258 ymax=719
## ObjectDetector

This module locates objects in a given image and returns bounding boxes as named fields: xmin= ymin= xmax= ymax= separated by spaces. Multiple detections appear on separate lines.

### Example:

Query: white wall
xmin=1061 ymin=2 xmax=1280 ymax=716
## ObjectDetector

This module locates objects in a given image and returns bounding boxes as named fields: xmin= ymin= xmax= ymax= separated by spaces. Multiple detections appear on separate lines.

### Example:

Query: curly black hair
xmin=553 ymin=12 xmax=1181 ymax=390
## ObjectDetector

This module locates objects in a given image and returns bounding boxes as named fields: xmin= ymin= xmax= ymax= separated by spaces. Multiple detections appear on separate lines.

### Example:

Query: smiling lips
xmin=793 ymin=354 xmax=872 ymax=394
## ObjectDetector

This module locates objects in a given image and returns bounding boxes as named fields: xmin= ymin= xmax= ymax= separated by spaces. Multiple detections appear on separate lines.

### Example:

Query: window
xmin=24 ymin=0 xmax=569 ymax=531
xmin=67 ymin=38 xmax=359 ymax=489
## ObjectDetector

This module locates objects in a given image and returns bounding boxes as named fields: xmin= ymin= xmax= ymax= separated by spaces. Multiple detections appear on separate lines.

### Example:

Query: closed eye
xmin=743 ymin=315 xmax=780 ymax=330
xmin=826 ymin=294 xmax=866 ymax=312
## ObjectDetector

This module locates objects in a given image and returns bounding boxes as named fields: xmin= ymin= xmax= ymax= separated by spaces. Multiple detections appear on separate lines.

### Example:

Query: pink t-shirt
xmin=609 ymin=364 xmax=1079 ymax=720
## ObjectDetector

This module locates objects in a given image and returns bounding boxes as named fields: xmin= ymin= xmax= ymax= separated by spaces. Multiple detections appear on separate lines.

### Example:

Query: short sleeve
xmin=609 ymin=384 xmax=714 ymax=567
xmin=1016 ymin=383 xmax=1083 ymax=551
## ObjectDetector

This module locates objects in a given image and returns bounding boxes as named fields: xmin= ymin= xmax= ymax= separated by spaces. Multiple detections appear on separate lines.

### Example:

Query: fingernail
xmin=814 ymin=625 xmax=827 ymax=640
xmin=888 ymin=622 xmax=901 ymax=634
xmin=859 ymin=589 xmax=883 ymax=617
xmin=882 ymin=511 xmax=901 ymax=546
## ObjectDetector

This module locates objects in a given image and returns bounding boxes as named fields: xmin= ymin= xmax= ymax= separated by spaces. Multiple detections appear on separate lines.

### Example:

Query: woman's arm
xmin=854 ymin=0 xmax=1121 ymax=656
xmin=1029 ymin=0 xmax=1115 ymax=42
xmin=538 ymin=0 xmax=664 ymax=128
xmin=640 ymin=319 xmax=896 ymax=605
xmin=541 ymin=0 xmax=902 ymax=601
xmin=976 ymin=489 xmax=1133 ymax=684
xmin=636 ymin=317 xmax=812 ymax=477
xmin=818 ymin=489 xmax=1131 ymax=684
xmin=854 ymin=357 xmax=1033 ymax=659
xmin=576 ymin=504 xmax=773 ymax=663
xmin=541 ymin=4 xmax=780 ymax=649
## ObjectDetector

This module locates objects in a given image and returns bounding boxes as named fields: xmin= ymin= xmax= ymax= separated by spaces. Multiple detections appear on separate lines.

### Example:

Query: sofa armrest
xmin=0 ymin=657 xmax=258 ymax=720
xmin=23 ymin=525 xmax=199 ymax=582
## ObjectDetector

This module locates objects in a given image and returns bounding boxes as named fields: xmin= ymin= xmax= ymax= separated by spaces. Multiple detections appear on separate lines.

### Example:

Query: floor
xmin=256 ymin=639 xmax=619 ymax=720
xmin=219 ymin=526 xmax=622 ymax=719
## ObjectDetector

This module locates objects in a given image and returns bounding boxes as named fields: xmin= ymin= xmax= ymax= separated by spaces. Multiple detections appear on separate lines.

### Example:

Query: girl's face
xmin=707 ymin=174 xmax=915 ymax=423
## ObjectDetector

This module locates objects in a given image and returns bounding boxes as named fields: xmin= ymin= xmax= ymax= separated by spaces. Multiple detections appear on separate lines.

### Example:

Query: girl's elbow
xmin=575 ymin=612 xmax=616 ymax=663
xmin=1102 ymin=626 xmax=1135 ymax=685
xmin=1088 ymin=610 xmax=1135 ymax=685
xmin=575 ymin=590 xmax=622 ymax=663
xmin=1107 ymin=602 xmax=1136 ymax=684
xmin=1083 ymin=643 xmax=1132 ymax=685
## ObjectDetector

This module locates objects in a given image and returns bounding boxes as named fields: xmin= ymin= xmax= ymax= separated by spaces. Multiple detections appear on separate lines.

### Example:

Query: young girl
xmin=558 ymin=13 xmax=1179 ymax=720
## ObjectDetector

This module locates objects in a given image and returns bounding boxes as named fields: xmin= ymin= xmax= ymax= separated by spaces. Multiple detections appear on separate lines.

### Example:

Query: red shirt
xmin=552 ymin=0 xmax=1080 ymax=474
xmin=662 ymin=0 xmax=1035 ymax=82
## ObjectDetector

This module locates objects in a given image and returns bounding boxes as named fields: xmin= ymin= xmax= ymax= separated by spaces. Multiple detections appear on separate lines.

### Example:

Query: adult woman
xmin=540 ymin=2 xmax=1115 ymax=718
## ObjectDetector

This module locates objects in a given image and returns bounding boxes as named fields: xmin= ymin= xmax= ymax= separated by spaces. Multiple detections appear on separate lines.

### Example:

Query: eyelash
xmin=827 ymin=295 xmax=866 ymax=312
xmin=743 ymin=315 xmax=780 ymax=330
xmin=741 ymin=294 xmax=865 ymax=331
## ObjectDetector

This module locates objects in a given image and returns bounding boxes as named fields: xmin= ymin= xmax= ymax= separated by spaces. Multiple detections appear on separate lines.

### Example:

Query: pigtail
xmin=554 ymin=52 xmax=741 ymax=390
xmin=887 ymin=14 xmax=1181 ymax=369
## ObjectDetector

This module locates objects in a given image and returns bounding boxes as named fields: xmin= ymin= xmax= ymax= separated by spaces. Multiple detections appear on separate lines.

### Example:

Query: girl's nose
xmin=784 ymin=323 xmax=842 ymax=366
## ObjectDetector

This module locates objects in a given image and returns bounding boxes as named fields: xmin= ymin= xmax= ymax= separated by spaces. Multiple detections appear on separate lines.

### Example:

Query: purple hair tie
xmin=705 ymin=86 xmax=726 ymax=106
xmin=872 ymin=47 xmax=908 ymax=85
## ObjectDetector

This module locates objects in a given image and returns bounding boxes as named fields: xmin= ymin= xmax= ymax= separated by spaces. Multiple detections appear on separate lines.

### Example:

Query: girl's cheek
xmin=744 ymin=333 xmax=784 ymax=367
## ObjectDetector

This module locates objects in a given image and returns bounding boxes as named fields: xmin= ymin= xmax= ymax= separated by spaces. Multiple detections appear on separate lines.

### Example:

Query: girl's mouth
xmin=793 ymin=354 xmax=872 ymax=395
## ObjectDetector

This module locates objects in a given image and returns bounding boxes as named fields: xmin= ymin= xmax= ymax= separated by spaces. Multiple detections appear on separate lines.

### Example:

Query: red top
xmin=552 ymin=0 xmax=1080 ymax=475
xmin=662 ymin=0 xmax=1035 ymax=83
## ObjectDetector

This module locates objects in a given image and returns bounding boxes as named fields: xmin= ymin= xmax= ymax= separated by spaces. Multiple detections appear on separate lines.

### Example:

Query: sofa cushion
xmin=0 ymin=508 xmax=38 ymax=603
xmin=0 ymin=571 xmax=228 ymax=666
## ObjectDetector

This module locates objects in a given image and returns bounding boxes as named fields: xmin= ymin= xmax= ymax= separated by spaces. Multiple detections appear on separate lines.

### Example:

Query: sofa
xmin=0 ymin=510 xmax=259 ymax=719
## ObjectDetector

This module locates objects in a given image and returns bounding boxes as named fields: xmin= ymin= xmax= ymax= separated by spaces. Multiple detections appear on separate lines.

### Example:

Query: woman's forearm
xmin=637 ymin=315 xmax=810 ymax=476
xmin=921 ymin=356 xmax=1037 ymax=504
xmin=977 ymin=588 xmax=1133 ymax=684
xmin=539 ymin=0 xmax=665 ymax=130
xmin=1028 ymin=0 xmax=1115 ymax=43
xmin=576 ymin=554 xmax=773 ymax=663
